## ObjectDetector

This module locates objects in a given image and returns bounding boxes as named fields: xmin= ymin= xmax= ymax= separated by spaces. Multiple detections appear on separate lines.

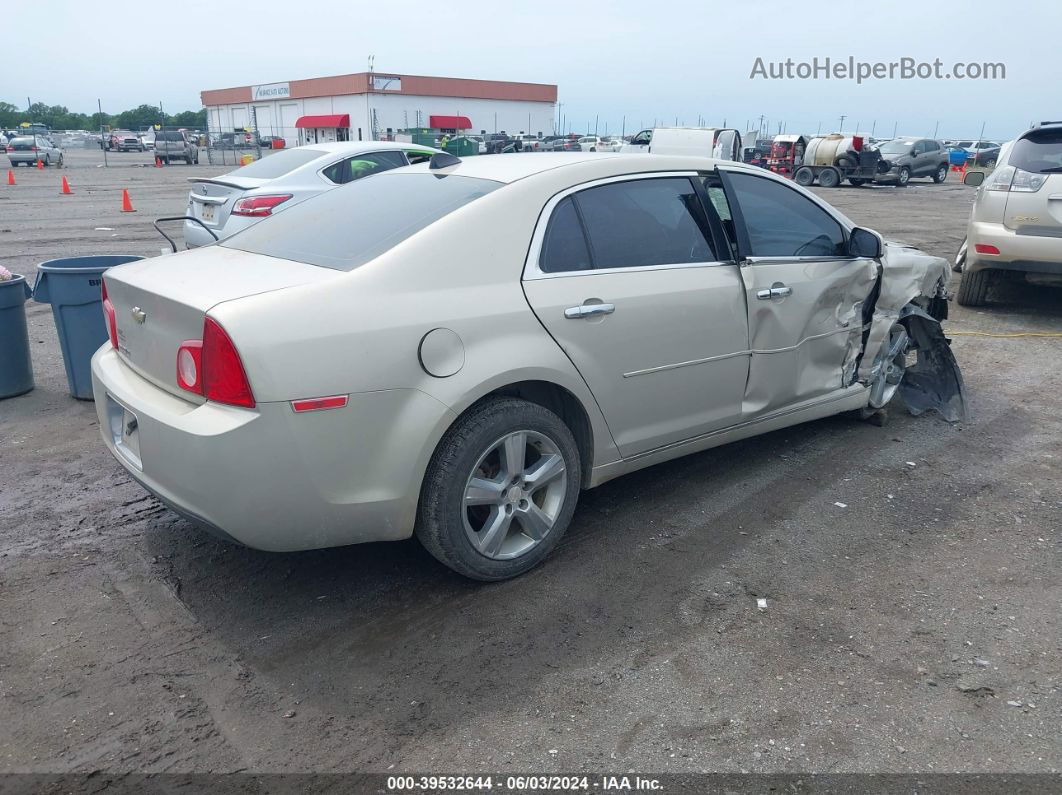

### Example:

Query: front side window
xmin=630 ymin=130 xmax=652 ymax=146
xmin=321 ymin=151 xmax=407 ymax=185
xmin=724 ymin=171 xmax=846 ymax=258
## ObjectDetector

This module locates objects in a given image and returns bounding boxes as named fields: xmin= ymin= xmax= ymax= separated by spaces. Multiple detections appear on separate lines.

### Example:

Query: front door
xmin=522 ymin=174 xmax=749 ymax=458
xmin=717 ymin=168 xmax=879 ymax=417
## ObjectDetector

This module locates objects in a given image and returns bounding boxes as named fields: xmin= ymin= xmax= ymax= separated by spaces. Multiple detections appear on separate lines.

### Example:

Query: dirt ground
xmin=1 ymin=148 xmax=1060 ymax=776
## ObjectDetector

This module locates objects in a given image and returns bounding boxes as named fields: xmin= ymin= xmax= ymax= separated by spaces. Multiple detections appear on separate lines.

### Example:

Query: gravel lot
xmin=2 ymin=148 xmax=1060 ymax=775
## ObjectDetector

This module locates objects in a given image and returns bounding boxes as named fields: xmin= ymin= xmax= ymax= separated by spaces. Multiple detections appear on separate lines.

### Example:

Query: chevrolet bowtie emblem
xmin=131 ymin=307 xmax=147 ymax=324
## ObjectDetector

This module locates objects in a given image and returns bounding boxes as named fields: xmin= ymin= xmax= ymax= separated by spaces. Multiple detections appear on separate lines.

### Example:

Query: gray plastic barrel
xmin=33 ymin=255 xmax=144 ymax=400
xmin=0 ymin=274 xmax=34 ymax=399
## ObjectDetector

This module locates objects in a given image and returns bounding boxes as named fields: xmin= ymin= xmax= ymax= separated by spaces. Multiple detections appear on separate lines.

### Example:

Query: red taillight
xmin=175 ymin=319 xmax=254 ymax=407
xmin=102 ymin=280 xmax=118 ymax=349
xmin=231 ymin=194 xmax=292 ymax=217
xmin=974 ymin=244 xmax=1000 ymax=255
xmin=205 ymin=318 xmax=255 ymax=407
xmin=31 ymin=146 xmax=38 ymax=152
xmin=4 ymin=146 xmax=12 ymax=153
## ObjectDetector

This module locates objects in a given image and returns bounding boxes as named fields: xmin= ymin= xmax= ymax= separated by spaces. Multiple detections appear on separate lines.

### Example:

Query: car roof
xmin=398 ymin=152 xmax=747 ymax=185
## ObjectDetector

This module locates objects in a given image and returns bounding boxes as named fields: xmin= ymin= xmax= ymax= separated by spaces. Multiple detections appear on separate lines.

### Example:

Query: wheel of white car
xmin=415 ymin=397 xmax=582 ymax=581
xmin=868 ymin=323 xmax=910 ymax=409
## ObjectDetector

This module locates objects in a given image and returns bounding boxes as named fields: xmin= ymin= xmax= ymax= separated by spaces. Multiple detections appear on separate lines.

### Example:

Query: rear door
xmin=522 ymin=173 xmax=749 ymax=458
xmin=717 ymin=168 xmax=878 ymax=417
xmin=1003 ymin=127 xmax=1062 ymax=238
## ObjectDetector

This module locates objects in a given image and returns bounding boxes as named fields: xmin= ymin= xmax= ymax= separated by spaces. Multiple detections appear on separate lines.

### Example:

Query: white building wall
xmin=370 ymin=94 xmax=554 ymax=136
xmin=207 ymin=93 xmax=554 ymax=146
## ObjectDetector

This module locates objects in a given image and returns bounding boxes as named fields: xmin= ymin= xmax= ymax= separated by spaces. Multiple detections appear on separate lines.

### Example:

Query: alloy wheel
xmin=869 ymin=324 xmax=910 ymax=408
xmin=462 ymin=430 xmax=568 ymax=560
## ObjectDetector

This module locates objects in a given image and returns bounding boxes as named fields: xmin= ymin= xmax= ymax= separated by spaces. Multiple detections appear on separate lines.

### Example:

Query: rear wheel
xmin=848 ymin=177 xmax=867 ymax=186
xmin=794 ymin=167 xmax=815 ymax=186
xmin=185 ymin=155 xmax=192 ymax=165
xmin=818 ymin=167 xmax=841 ymax=188
xmin=932 ymin=164 xmax=948 ymax=183
xmin=957 ymin=268 xmax=993 ymax=306
xmin=416 ymin=397 xmax=582 ymax=581
xmin=897 ymin=166 xmax=911 ymax=186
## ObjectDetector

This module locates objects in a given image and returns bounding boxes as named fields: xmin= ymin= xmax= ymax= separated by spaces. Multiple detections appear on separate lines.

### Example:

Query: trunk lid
xmin=105 ymin=247 xmax=338 ymax=401
xmin=186 ymin=177 xmax=268 ymax=230
xmin=1004 ymin=173 xmax=1062 ymax=236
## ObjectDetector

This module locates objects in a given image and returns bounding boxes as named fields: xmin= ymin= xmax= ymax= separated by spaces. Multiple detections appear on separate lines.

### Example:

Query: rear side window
xmin=226 ymin=147 xmax=327 ymax=179
xmin=724 ymin=172 xmax=845 ymax=258
xmin=540 ymin=177 xmax=716 ymax=273
xmin=1009 ymin=129 xmax=1062 ymax=173
xmin=540 ymin=198 xmax=591 ymax=273
xmin=321 ymin=151 xmax=406 ymax=185
xmin=223 ymin=173 xmax=500 ymax=271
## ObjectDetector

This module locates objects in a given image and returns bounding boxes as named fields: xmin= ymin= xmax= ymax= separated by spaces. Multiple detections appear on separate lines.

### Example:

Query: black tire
xmin=818 ymin=167 xmax=841 ymax=188
xmin=415 ymin=397 xmax=582 ymax=581
xmin=43 ymin=156 xmax=50 ymax=166
xmin=185 ymin=156 xmax=192 ymax=165
xmin=957 ymin=268 xmax=993 ymax=306
xmin=984 ymin=158 xmax=997 ymax=169
xmin=794 ymin=167 xmax=815 ymax=187
xmin=932 ymin=164 xmax=948 ymax=183
xmin=897 ymin=166 xmax=911 ymax=186
xmin=848 ymin=177 xmax=867 ymax=186
xmin=56 ymin=155 xmax=63 ymax=168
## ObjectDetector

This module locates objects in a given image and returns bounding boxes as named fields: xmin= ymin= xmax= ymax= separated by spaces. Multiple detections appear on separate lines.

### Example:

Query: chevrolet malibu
xmin=92 ymin=152 xmax=966 ymax=580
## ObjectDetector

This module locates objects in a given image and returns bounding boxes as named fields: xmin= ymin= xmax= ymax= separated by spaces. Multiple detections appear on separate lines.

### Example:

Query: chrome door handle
xmin=564 ymin=303 xmax=615 ymax=319
xmin=756 ymin=286 xmax=792 ymax=300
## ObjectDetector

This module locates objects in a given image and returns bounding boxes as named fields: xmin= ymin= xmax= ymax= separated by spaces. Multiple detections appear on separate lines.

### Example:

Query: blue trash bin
xmin=33 ymin=255 xmax=144 ymax=400
xmin=0 ymin=274 xmax=34 ymax=399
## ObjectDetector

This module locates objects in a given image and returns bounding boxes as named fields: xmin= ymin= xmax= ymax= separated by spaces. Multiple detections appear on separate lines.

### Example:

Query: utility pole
xmin=594 ymin=114 xmax=598 ymax=136
xmin=871 ymin=120 xmax=877 ymax=137
xmin=817 ymin=121 xmax=821 ymax=134
xmin=621 ymin=115 xmax=626 ymax=138
xmin=838 ymin=115 xmax=846 ymax=132
xmin=978 ymin=120 xmax=986 ymax=141
xmin=893 ymin=121 xmax=898 ymax=137
xmin=933 ymin=120 xmax=939 ymax=138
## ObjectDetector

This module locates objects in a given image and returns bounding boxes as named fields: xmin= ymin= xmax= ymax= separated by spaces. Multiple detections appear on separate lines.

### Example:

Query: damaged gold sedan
xmin=93 ymin=153 xmax=966 ymax=580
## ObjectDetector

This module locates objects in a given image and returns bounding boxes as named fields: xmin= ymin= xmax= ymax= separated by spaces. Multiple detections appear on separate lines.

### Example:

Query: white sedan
xmin=183 ymin=141 xmax=441 ymax=247
xmin=94 ymin=152 xmax=966 ymax=580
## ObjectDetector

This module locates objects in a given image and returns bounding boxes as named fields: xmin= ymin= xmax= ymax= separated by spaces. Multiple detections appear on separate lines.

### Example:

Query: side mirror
xmin=963 ymin=171 xmax=985 ymax=187
xmin=849 ymin=226 xmax=883 ymax=259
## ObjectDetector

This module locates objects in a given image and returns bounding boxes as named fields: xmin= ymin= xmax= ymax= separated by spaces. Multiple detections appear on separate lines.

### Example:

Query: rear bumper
xmin=966 ymin=220 xmax=1062 ymax=275
xmin=91 ymin=345 xmax=454 ymax=551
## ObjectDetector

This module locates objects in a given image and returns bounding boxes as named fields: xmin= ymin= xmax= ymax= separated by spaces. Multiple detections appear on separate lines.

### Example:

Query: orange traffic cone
xmin=60 ymin=176 xmax=72 ymax=195
xmin=36 ymin=158 xmax=44 ymax=169
xmin=155 ymin=156 xmax=162 ymax=168
xmin=6 ymin=170 xmax=14 ymax=185
xmin=120 ymin=189 xmax=135 ymax=212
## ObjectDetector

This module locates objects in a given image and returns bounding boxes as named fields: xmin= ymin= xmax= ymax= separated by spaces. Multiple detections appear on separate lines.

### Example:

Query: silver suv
xmin=154 ymin=130 xmax=199 ymax=165
xmin=959 ymin=123 xmax=1062 ymax=305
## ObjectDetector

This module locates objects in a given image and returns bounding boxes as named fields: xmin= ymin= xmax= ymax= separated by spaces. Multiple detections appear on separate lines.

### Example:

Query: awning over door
xmin=430 ymin=115 xmax=472 ymax=130
xmin=295 ymin=114 xmax=350 ymax=129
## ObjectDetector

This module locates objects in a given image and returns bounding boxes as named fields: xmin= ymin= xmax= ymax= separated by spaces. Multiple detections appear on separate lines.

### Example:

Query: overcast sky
xmin=6 ymin=0 xmax=1057 ymax=140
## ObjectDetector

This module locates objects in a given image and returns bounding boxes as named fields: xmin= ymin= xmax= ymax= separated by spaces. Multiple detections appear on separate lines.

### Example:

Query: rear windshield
xmin=225 ymin=147 xmax=326 ymax=179
xmin=1010 ymin=129 xmax=1062 ymax=173
xmin=9 ymin=137 xmax=33 ymax=146
xmin=155 ymin=131 xmax=184 ymax=141
xmin=222 ymin=172 xmax=501 ymax=270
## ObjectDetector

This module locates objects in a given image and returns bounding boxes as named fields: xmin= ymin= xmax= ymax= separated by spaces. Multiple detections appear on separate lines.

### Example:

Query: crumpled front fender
xmin=897 ymin=306 xmax=969 ymax=423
